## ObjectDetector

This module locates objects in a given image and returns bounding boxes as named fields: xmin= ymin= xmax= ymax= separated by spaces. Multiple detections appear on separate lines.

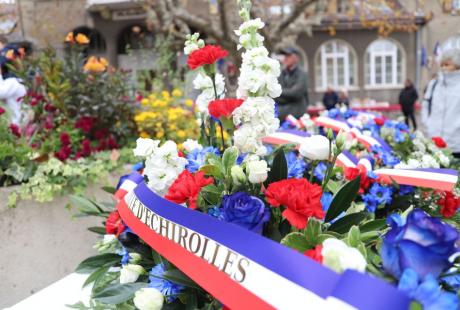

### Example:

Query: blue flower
xmin=186 ymin=147 xmax=220 ymax=173
xmin=396 ymin=122 xmax=409 ymax=131
xmin=442 ymin=272 xmax=460 ymax=290
xmin=371 ymin=145 xmax=400 ymax=167
xmin=398 ymin=268 xmax=459 ymax=310
xmin=149 ymin=263 xmax=184 ymax=301
xmin=314 ymin=162 xmax=327 ymax=181
xmin=399 ymin=185 xmax=415 ymax=195
xmin=119 ymin=247 xmax=130 ymax=265
xmin=343 ymin=109 xmax=358 ymax=119
xmin=381 ymin=209 xmax=459 ymax=279
xmin=207 ymin=206 xmax=224 ymax=220
xmin=393 ymin=130 xmax=406 ymax=143
xmin=327 ymin=108 xmax=341 ymax=119
xmin=221 ymin=192 xmax=270 ymax=234
xmin=280 ymin=121 xmax=295 ymax=129
xmin=363 ymin=184 xmax=393 ymax=212
xmin=321 ymin=192 xmax=333 ymax=211
xmin=286 ymin=152 xmax=307 ymax=179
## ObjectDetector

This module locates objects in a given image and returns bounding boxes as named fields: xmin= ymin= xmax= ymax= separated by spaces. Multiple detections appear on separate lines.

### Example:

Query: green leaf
xmin=200 ymin=184 xmax=222 ymax=205
xmin=326 ymin=180 xmax=341 ymax=194
xmin=222 ymin=146 xmax=238 ymax=175
xmin=347 ymin=226 xmax=361 ymax=248
xmin=93 ymin=283 xmax=147 ymax=304
xmin=83 ymin=266 xmax=110 ymax=288
xmin=162 ymin=269 xmax=200 ymax=289
xmin=76 ymin=253 xmax=121 ymax=273
xmin=317 ymin=233 xmax=338 ymax=243
xmin=303 ymin=218 xmax=322 ymax=248
xmin=200 ymin=165 xmax=223 ymax=179
xmin=325 ymin=176 xmax=361 ymax=222
xmin=102 ymin=186 xmax=116 ymax=194
xmin=88 ymin=227 xmax=107 ymax=235
xmin=360 ymin=219 xmax=387 ymax=233
xmin=265 ymin=149 xmax=287 ymax=186
xmin=328 ymin=212 xmax=367 ymax=234
xmin=70 ymin=195 xmax=103 ymax=216
xmin=281 ymin=232 xmax=309 ymax=252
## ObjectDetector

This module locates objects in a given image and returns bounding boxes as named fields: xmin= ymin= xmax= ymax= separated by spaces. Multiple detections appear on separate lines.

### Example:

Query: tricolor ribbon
xmin=337 ymin=152 xmax=458 ymax=191
xmin=285 ymin=114 xmax=304 ymax=129
xmin=114 ymin=174 xmax=410 ymax=310
xmin=313 ymin=116 xmax=351 ymax=132
xmin=262 ymin=129 xmax=311 ymax=146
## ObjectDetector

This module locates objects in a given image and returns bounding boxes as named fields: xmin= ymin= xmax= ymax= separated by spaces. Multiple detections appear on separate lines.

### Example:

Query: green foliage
xmin=325 ymin=176 xmax=361 ymax=222
xmin=265 ymin=148 xmax=288 ymax=186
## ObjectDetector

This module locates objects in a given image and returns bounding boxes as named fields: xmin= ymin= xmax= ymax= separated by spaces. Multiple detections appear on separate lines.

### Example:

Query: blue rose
xmin=221 ymin=192 xmax=270 ymax=234
xmin=185 ymin=147 xmax=220 ymax=173
xmin=381 ymin=209 xmax=459 ymax=279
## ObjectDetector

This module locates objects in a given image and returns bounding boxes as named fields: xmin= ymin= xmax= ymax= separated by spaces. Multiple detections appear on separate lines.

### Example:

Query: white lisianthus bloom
xmin=299 ymin=135 xmax=330 ymax=160
xmin=246 ymin=160 xmax=269 ymax=184
xmin=103 ymin=234 xmax=117 ymax=244
xmin=182 ymin=139 xmax=203 ymax=152
xmin=133 ymin=138 xmax=160 ymax=157
xmin=133 ymin=287 xmax=164 ymax=310
xmin=322 ymin=239 xmax=367 ymax=273
xmin=120 ymin=264 xmax=145 ymax=284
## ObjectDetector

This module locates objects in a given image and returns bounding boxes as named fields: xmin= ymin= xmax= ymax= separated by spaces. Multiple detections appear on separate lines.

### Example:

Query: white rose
xmin=321 ymin=239 xmax=367 ymax=273
xmin=299 ymin=135 xmax=330 ymax=160
xmin=120 ymin=264 xmax=145 ymax=284
xmin=182 ymin=139 xmax=202 ymax=152
xmin=246 ymin=160 xmax=269 ymax=184
xmin=133 ymin=138 xmax=159 ymax=157
xmin=133 ymin=287 xmax=164 ymax=310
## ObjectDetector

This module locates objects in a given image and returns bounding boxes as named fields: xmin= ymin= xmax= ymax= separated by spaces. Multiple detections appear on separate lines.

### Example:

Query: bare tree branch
xmin=217 ymin=0 xmax=230 ymax=40
xmin=272 ymin=0 xmax=317 ymax=37
xmin=173 ymin=8 xmax=224 ymax=41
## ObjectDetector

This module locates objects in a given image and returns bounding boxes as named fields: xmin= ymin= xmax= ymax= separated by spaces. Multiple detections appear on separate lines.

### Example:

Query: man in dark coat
xmin=399 ymin=79 xmax=418 ymax=130
xmin=322 ymin=87 xmax=339 ymax=110
xmin=276 ymin=47 xmax=309 ymax=121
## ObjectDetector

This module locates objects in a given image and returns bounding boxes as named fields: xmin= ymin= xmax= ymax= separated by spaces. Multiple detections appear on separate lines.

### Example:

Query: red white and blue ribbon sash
xmin=114 ymin=173 xmax=410 ymax=310
xmin=262 ymin=129 xmax=311 ymax=146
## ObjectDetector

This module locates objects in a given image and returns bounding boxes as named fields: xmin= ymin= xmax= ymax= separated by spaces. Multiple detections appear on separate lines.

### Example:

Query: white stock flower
xmin=142 ymin=141 xmax=188 ymax=196
xmin=436 ymin=152 xmax=450 ymax=167
xmin=322 ymin=239 xmax=367 ymax=273
xmin=299 ymin=135 xmax=330 ymax=160
xmin=103 ymin=234 xmax=117 ymax=244
xmin=246 ymin=160 xmax=269 ymax=184
xmin=182 ymin=139 xmax=203 ymax=152
xmin=193 ymin=73 xmax=225 ymax=113
xmin=184 ymin=33 xmax=204 ymax=55
xmin=120 ymin=264 xmax=145 ymax=284
xmin=133 ymin=138 xmax=160 ymax=157
xmin=421 ymin=154 xmax=440 ymax=168
xmin=133 ymin=287 xmax=164 ymax=310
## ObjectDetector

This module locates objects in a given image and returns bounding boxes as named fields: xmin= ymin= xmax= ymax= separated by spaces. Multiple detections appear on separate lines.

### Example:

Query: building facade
xmin=3 ymin=0 xmax=459 ymax=105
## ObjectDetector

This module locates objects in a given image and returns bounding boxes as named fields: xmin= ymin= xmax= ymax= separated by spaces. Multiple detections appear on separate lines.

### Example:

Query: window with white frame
xmin=365 ymin=39 xmax=404 ymax=88
xmin=315 ymin=40 xmax=357 ymax=90
xmin=453 ymin=0 xmax=460 ymax=10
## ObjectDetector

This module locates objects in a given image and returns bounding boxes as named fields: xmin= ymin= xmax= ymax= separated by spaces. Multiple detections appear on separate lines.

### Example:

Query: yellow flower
xmin=161 ymin=91 xmax=170 ymax=100
xmin=172 ymin=89 xmax=183 ymax=98
xmin=141 ymin=98 xmax=150 ymax=106
xmin=169 ymin=124 xmax=177 ymax=131
xmin=5 ymin=49 xmax=15 ymax=60
xmin=75 ymin=33 xmax=90 ymax=44
xmin=177 ymin=130 xmax=186 ymax=138
xmin=148 ymin=94 xmax=156 ymax=101
xmin=65 ymin=32 xmax=74 ymax=43
xmin=156 ymin=131 xmax=164 ymax=138
xmin=155 ymin=122 xmax=162 ymax=128
xmin=134 ymin=113 xmax=147 ymax=122
xmin=99 ymin=57 xmax=109 ymax=67
xmin=140 ymin=131 xmax=150 ymax=138
xmin=185 ymin=99 xmax=194 ymax=107
xmin=83 ymin=56 xmax=106 ymax=73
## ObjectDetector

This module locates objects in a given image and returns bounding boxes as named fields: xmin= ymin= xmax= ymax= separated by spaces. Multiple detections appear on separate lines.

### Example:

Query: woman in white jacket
xmin=0 ymin=57 xmax=27 ymax=125
xmin=422 ymin=48 xmax=460 ymax=158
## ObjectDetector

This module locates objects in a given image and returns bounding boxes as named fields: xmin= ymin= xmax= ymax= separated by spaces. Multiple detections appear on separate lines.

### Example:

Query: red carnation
xmin=55 ymin=145 xmax=72 ymax=161
xmin=344 ymin=167 xmax=373 ymax=194
xmin=75 ymin=116 xmax=95 ymax=133
xmin=105 ymin=210 xmax=125 ymax=236
xmin=208 ymin=98 xmax=244 ymax=119
xmin=60 ymin=132 xmax=71 ymax=146
xmin=81 ymin=139 xmax=92 ymax=157
xmin=94 ymin=129 xmax=109 ymax=140
xmin=44 ymin=103 xmax=57 ymax=112
xmin=165 ymin=170 xmax=214 ymax=210
xmin=432 ymin=137 xmax=447 ymax=148
xmin=187 ymin=45 xmax=228 ymax=70
xmin=0 ymin=107 xmax=5 ymax=115
xmin=437 ymin=191 xmax=460 ymax=218
xmin=374 ymin=117 xmax=385 ymax=126
xmin=304 ymin=245 xmax=323 ymax=263
xmin=265 ymin=179 xmax=324 ymax=230
xmin=107 ymin=136 xmax=118 ymax=149
xmin=9 ymin=124 xmax=21 ymax=137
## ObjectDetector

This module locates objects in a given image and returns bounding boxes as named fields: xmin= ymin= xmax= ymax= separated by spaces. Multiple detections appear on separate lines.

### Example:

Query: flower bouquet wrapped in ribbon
xmin=71 ymin=1 xmax=460 ymax=309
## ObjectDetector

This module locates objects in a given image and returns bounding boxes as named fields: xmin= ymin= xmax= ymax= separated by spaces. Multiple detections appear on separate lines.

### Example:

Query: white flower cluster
xmin=183 ymin=33 xmax=204 ymax=55
xmin=395 ymin=131 xmax=450 ymax=169
xmin=233 ymin=16 xmax=281 ymax=155
xmin=133 ymin=138 xmax=187 ymax=196
xmin=193 ymin=73 xmax=225 ymax=114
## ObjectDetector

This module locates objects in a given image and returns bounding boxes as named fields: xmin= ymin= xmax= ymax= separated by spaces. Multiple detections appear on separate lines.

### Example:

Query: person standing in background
xmin=0 ymin=54 xmax=27 ymax=125
xmin=322 ymin=87 xmax=338 ymax=110
xmin=399 ymin=79 xmax=418 ymax=130
xmin=422 ymin=48 xmax=460 ymax=158
xmin=276 ymin=47 xmax=309 ymax=121
xmin=338 ymin=88 xmax=349 ymax=108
